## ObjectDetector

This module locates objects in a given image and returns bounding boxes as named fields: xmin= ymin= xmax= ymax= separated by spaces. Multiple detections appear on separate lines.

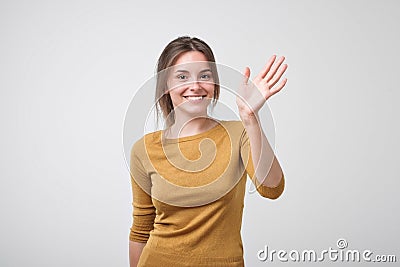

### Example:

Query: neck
xmin=167 ymin=110 xmax=215 ymax=138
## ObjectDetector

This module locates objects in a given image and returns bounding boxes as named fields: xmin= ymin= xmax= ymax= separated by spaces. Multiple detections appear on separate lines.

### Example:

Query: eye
xmin=177 ymin=74 xmax=188 ymax=80
xmin=200 ymin=73 xmax=212 ymax=80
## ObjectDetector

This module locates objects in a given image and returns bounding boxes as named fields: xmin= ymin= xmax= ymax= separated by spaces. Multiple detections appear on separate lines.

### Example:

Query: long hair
xmin=155 ymin=36 xmax=220 ymax=127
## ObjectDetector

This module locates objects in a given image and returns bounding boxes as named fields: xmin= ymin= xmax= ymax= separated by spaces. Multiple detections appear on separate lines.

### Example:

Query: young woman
xmin=129 ymin=36 xmax=288 ymax=267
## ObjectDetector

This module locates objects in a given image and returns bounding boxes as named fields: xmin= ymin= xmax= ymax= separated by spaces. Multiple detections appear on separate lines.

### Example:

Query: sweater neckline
xmin=161 ymin=120 xmax=224 ymax=143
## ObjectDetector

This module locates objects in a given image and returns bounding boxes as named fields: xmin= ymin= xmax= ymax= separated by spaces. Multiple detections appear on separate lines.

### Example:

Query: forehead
xmin=172 ymin=51 xmax=210 ymax=72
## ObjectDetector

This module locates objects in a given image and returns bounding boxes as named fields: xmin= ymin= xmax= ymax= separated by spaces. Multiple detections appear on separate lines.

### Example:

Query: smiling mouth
xmin=183 ymin=95 xmax=207 ymax=101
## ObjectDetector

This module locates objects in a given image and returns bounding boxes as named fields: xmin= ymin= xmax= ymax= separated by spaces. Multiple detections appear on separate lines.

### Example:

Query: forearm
xmin=242 ymin=114 xmax=283 ymax=187
xmin=129 ymin=241 xmax=146 ymax=267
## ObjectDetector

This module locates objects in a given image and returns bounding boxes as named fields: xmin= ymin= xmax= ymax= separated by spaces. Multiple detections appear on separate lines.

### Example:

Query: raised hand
xmin=236 ymin=55 xmax=288 ymax=121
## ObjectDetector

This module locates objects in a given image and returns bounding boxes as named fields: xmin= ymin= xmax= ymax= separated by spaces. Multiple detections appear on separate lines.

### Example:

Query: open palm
xmin=236 ymin=55 xmax=288 ymax=119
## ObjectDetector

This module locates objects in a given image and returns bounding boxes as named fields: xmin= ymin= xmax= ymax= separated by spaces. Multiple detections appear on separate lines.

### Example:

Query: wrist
xmin=239 ymin=111 xmax=259 ymax=126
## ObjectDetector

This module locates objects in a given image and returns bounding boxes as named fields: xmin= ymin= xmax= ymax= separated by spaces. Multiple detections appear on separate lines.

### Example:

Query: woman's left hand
xmin=236 ymin=55 xmax=288 ymax=121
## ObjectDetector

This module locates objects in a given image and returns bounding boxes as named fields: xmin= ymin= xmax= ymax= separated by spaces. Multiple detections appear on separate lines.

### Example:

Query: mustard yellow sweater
xmin=129 ymin=120 xmax=284 ymax=267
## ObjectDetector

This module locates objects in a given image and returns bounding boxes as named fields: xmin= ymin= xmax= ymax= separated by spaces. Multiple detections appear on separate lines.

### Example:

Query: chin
xmin=176 ymin=103 xmax=210 ymax=116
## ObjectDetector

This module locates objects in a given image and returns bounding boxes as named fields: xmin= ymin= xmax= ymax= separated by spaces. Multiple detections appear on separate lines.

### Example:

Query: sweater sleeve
xmin=129 ymin=141 xmax=156 ymax=243
xmin=239 ymin=126 xmax=285 ymax=199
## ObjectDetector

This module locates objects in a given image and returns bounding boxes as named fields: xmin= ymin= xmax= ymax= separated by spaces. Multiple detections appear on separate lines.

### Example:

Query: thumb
xmin=242 ymin=67 xmax=250 ymax=85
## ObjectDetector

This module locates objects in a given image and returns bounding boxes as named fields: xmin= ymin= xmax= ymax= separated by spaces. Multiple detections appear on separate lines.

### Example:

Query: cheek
xmin=202 ymin=83 xmax=215 ymax=95
xmin=168 ymin=88 xmax=185 ymax=102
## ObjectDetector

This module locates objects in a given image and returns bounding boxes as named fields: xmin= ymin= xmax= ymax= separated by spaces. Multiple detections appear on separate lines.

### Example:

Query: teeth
xmin=186 ymin=96 xmax=203 ymax=100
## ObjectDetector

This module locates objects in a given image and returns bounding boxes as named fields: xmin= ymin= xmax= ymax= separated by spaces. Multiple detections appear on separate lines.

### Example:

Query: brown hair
xmin=155 ymin=36 xmax=220 ymax=127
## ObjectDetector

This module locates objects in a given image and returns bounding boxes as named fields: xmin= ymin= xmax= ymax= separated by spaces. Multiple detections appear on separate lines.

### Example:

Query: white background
xmin=1 ymin=0 xmax=399 ymax=266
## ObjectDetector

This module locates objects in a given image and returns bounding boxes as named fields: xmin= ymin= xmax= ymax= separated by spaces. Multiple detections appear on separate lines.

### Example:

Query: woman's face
xmin=166 ymin=51 xmax=215 ymax=116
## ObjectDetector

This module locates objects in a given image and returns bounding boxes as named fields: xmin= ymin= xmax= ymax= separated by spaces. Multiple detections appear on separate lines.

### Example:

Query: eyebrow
xmin=174 ymin=68 xmax=212 ymax=73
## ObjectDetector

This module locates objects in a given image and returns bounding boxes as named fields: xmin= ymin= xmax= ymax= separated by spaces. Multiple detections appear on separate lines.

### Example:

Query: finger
xmin=265 ymin=56 xmax=285 ymax=82
xmin=269 ymin=78 xmax=288 ymax=96
xmin=268 ymin=64 xmax=288 ymax=87
xmin=242 ymin=67 xmax=251 ymax=85
xmin=257 ymin=55 xmax=276 ymax=80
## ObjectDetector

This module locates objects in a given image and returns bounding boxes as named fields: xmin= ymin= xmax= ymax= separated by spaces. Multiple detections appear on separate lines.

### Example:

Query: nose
xmin=189 ymin=80 xmax=201 ymax=91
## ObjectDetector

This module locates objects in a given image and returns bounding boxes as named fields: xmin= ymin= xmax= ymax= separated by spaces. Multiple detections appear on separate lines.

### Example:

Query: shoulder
xmin=219 ymin=119 xmax=244 ymax=130
xmin=219 ymin=120 xmax=245 ymax=135
xmin=217 ymin=120 xmax=246 ymax=144
xmin=131 ymin=130 xmax=162 ymax=158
